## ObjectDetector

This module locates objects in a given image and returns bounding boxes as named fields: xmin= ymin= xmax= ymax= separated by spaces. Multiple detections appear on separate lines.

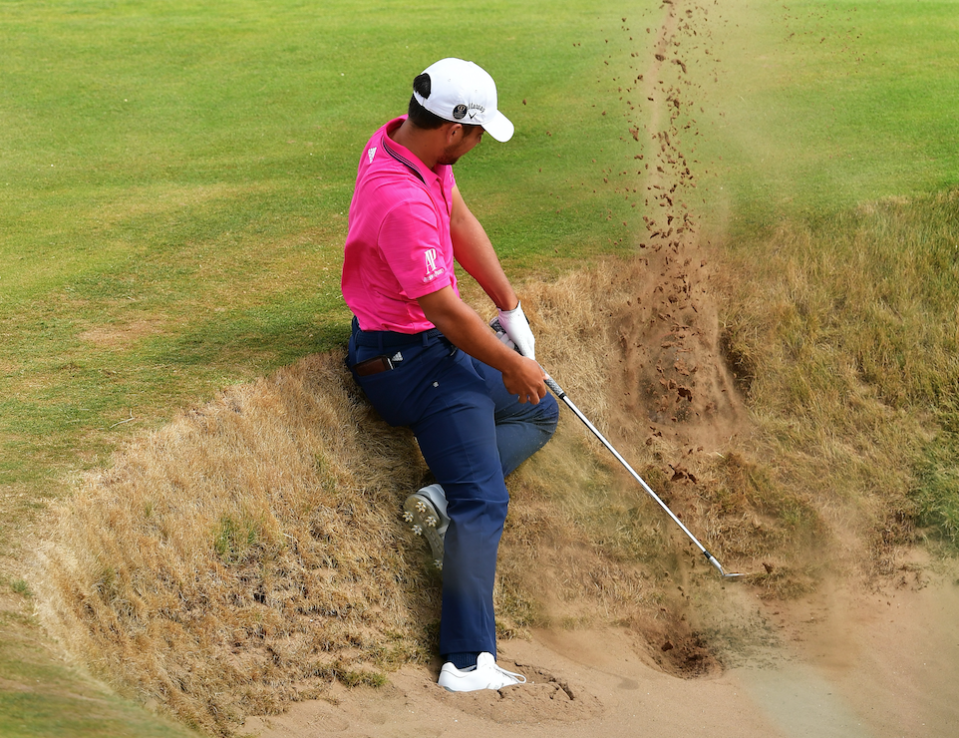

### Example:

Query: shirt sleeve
xmin=377 ymin=195 xmax=453 ymax=300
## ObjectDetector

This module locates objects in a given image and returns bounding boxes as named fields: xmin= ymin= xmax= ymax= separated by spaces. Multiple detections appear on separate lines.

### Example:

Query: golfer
xmin=341 ymin=58 xmax=559 ymax=692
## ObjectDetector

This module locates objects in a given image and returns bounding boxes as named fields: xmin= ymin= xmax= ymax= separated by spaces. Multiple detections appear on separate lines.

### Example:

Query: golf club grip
xmin=543 ymin=375 xmax=565 ymax=398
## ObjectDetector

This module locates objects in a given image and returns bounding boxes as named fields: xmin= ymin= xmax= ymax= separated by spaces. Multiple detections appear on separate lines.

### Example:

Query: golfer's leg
xmin=411 ymin=367 xmax=507 ymax=660
xmin=473 ymin=358 xmax=560 ymax=478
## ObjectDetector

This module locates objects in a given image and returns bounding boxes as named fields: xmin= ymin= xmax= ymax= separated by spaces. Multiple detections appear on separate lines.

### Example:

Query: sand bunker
xmin=243 ymin=569 xmax=959 ymax=738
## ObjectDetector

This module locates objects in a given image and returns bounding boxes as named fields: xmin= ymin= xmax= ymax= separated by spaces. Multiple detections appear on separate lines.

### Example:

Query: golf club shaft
xmin=543 ymin=372 xmax=734 ymax=578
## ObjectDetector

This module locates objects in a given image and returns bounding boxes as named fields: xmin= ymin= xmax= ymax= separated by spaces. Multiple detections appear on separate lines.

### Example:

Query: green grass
xmin=0 ymin=0 xmax=640 ymax=510
xmin=4 ymin=0 xmax=959 ymax=734
xmin=915 ymin=434 xmax=959 ymax=547
xmin=687 ymin=0 xmax=959 ymax=227
xmin=0 ymin=627 xmax=199 ymax=738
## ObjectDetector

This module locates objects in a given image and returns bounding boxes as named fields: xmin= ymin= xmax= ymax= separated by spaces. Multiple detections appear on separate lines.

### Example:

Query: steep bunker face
xmin=34 ymin=243 xmax=786 ymax=735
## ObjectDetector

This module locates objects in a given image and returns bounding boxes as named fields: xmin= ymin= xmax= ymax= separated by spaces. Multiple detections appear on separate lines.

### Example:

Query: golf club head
xmin=706 ymin=553 xmax=744 ymax=580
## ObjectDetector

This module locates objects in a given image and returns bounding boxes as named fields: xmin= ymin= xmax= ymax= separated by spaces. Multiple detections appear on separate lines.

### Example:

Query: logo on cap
xmin=452 ymin=104 xmax=468 ymax=120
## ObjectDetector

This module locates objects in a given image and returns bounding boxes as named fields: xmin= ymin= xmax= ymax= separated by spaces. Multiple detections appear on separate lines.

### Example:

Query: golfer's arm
xmin=449 ymin=185 xmax=518 ymax=312
xmin=417 ymin=286 xmax=545 ymax=403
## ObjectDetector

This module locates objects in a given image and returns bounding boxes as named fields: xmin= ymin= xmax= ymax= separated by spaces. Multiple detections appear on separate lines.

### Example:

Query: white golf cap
xmin=413 ymin=58 xmax=514 ymax=143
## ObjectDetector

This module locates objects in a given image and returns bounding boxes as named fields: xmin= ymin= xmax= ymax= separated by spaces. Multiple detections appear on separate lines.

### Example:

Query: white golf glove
xmin=491 ymin=301 xmax=536 ymax=360
xmin=490 ymin=321 xmax=517 ymax=352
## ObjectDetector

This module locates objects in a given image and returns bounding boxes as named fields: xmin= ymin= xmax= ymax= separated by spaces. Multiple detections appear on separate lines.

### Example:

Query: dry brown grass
xmin=714 ymin=194 xmax=959 ymax=576
xmin=34 ymin=354 xmax=433 ymax=733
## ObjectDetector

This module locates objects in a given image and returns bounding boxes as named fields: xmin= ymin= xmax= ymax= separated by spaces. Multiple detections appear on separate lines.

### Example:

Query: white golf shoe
xmin=403 ymin=483 xmax=449 ymax=570
xmin=437 ymin=652 xmax=527 ymax=692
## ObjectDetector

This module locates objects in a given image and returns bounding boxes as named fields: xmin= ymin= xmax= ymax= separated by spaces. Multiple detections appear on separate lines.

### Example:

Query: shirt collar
xmin=380 ymin=116 xmax=442 ymax=186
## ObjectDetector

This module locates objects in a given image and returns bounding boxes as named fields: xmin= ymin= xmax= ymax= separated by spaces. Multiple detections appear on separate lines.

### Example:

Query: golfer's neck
xmin=389 ymin=121 xmax=439 ymax=170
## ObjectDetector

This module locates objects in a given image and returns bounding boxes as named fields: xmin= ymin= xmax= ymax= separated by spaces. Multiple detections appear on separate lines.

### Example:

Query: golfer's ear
xmin=445 ymin=122 xmax=464 ymax=144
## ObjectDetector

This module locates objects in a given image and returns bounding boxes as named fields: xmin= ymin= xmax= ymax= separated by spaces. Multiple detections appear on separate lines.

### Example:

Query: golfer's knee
xmin=537 ymin=392 xmax=560 ymax=437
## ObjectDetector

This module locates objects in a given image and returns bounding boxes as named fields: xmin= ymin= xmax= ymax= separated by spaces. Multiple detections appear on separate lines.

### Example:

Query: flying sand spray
xmin=542 ymin=369 xmax=743 ymax=580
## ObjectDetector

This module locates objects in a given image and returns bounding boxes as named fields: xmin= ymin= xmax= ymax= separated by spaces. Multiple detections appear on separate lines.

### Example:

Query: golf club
xmin=542 ymin=369 xmax=743 ymax=580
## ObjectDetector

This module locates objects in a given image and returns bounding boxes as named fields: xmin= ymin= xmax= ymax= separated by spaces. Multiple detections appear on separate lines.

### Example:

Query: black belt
xmin=350 ymin=317 xmax=451 ymax=376
xmin=352 ymin=327 xmax=444 ymax=348
xmin=351 ymin=316 xmax=445 ymax=348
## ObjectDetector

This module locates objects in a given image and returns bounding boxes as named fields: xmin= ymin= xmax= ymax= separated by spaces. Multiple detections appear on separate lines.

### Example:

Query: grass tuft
xmin=213 ymin=516 xmax=261 ymax=566
xmin=914 ymin=433 xmax=959 ymax=547
xmin=10 ymin=580 xmax=33 ymax=599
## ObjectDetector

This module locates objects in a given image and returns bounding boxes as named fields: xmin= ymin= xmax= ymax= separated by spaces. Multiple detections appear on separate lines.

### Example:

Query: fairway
xmin=3 ymin=0 xmax=959 ymax=736
xmin=698 ymin=0 xmax=959 ymax=225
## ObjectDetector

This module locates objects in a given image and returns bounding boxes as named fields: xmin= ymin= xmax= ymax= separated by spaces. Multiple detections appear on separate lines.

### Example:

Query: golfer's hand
xmin=502 ymin=355 xmax=547 ymax=404
xmin=495 ymin=302 xmax=536 ymax=360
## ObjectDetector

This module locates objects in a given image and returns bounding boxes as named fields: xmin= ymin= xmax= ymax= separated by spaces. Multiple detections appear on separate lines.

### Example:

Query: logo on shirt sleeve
xmin=423 ymin=248 xmax=445 ymax=283
xmin=368 ymin=146 xmax=377 ymax=163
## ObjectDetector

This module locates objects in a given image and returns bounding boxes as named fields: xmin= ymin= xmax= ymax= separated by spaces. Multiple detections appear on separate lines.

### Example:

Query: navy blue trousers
xmin=348 ymin=318 xmax=559 ymax=658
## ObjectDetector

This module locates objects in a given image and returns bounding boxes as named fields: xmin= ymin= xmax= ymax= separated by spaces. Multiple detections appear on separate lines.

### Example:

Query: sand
xmin=243 ymin=561 xmax=959 ymax=738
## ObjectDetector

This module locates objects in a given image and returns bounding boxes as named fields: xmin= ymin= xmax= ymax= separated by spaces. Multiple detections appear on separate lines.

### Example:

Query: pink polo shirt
xmin=341 ymin=116 xmax=459 ymax=333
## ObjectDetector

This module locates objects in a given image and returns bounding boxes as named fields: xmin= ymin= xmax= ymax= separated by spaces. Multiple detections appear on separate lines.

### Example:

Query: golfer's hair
xmin=407 ymin=95 xmax=446 ymax=130
xmin=407 ymin=72 xmax=481 ymax=133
